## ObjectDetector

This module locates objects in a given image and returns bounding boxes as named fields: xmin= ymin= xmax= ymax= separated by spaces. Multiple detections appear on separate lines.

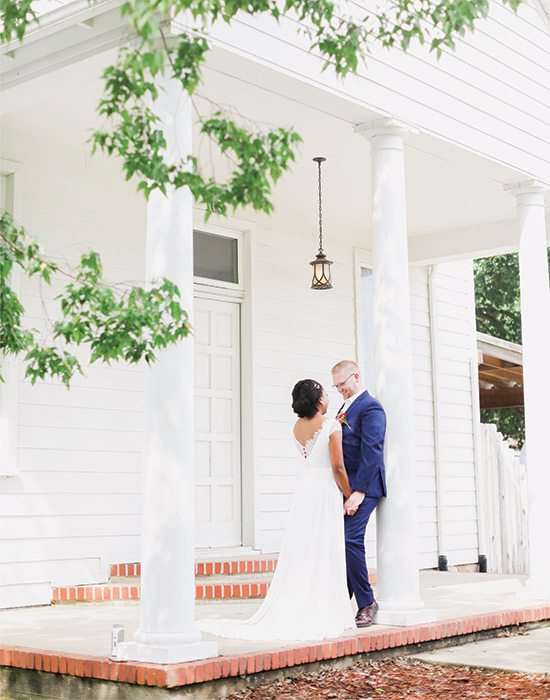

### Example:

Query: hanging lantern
xmin=310 ymin=156 xmax=333 ymax=290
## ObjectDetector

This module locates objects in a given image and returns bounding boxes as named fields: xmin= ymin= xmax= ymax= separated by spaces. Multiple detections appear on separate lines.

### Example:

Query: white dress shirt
xmin=337 ymin=388 xmax=367 ymax=417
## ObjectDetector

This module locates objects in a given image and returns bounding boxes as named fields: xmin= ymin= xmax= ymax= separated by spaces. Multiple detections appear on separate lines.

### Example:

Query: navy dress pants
xmin=344 ymin=495 xmax=379 ymax=609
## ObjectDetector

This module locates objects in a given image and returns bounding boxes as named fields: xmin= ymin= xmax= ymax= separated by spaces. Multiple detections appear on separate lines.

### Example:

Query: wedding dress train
xmin=197 ymin=417 xmax=354 ymax=641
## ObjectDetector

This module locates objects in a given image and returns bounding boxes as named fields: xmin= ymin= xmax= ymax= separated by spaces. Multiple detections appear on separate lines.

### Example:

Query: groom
xmin=331 ymin=360 xmax=386 ymax=628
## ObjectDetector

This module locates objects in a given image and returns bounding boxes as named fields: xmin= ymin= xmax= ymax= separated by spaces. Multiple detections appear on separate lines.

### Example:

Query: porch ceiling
xmin=2 ymin=45 xmax=548 ymax=260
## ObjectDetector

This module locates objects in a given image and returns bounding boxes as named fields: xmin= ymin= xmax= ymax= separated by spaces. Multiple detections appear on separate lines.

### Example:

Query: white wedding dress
xmin=197 ymin=417 xmax=355 ymax=641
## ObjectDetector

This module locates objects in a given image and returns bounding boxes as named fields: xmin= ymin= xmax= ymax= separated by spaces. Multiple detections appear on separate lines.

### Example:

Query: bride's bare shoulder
xmin=293 ymin=415 xmax=325 ymax=442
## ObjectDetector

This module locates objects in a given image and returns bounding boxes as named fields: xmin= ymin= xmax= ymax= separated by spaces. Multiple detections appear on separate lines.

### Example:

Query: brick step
xmin=109 ymin=572 xmax=273 ymax=585
xmin=110 ymin=557 xmax=278 ymax=578
xmin=53 ymin=567 xmax=378 ymax=604
xmin=54 ymin=550 xmax=377 ymax=604
xmin=52 ymin=573 xmax=272 ymax=603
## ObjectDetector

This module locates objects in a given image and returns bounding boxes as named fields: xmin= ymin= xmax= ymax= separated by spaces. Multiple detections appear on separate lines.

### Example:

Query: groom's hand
xmin=345 ymin=491 xmax=365 ymax=516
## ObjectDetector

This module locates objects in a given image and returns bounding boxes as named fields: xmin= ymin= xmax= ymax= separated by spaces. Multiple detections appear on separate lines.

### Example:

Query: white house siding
xmin=207 ymin=0 xmax=550 ymax=183
xmin=250 ymin=228 xmax=478 ymax=571
xmin=0 ymin=122 xmax=482 ymax=605
xmin=0 ymin=109 xmax=482 ymax=608
xmin=0 ymin=140 xmax=482 ymax=608
xmin=0 ymin=131 xmax=146 ymax=608
xmin=410 ymin=267 xmax=439 ymax=570
xmin=431 ymin=261 xmax=480 ymax=566
xmin=251 ymin=226 xmax=358 ymax=553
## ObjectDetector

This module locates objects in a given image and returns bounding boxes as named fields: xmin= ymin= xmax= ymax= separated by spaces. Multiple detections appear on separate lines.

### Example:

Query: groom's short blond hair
xmin=331 ymin=360 xmax=359 ymax=374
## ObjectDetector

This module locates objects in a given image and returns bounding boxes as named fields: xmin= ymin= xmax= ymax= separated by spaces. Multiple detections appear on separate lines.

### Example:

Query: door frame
xmin=353 ymin=247 xmax=373 ymax=381
xmin=192 ymin=217 xmax=258 ymax=549
xmin=353 ymin=246 xmax=379 ymax=565
xmin=0 ymin=158 xmax=24 ymax=477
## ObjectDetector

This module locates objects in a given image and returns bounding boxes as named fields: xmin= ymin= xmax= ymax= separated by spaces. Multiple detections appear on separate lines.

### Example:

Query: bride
xmin=197 ymin=379 xmax=356 ymax=641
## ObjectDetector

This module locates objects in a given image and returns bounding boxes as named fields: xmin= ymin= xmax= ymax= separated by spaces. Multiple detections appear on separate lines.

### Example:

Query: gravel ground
xmin=226 ymin=657 xmax=550 ymax=700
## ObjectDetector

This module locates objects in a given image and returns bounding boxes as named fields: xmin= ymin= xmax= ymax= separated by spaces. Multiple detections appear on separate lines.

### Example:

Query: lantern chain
xmin=317 ymin=159 xmax=323 ymax=254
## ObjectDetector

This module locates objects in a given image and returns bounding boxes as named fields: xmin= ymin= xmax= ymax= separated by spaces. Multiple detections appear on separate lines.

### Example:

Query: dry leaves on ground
xmin=226 ymin=657 xmax=550 ymax=700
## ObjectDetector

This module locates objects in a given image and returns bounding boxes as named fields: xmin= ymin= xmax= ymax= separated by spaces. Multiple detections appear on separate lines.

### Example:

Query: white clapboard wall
xmin=252 ymin=222 xmax=480 ymax=571
xmin=0 ymin=138 xmax=147 ymax=609
xmin=428 ymin=261 xmax=480 ymax=567
xmin=1 ymin=139 xmax=482 ymax=607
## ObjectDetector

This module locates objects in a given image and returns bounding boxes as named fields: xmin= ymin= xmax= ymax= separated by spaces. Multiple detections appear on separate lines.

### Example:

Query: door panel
xmin=194 ymin=298 xmax=241 ymax=547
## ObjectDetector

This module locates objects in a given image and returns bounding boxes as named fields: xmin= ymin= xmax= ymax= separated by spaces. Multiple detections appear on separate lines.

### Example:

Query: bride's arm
xmin=329 ymin=431 xmax=352 ymax=499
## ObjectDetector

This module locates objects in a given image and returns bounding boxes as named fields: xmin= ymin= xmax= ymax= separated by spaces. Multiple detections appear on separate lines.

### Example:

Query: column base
xmin=115 ymin=640 xmax=218 ymax=664
xmin=376 ymin=604 xmax=437 ymax=627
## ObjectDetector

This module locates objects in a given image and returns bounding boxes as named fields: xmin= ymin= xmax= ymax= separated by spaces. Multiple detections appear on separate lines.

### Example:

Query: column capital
xmin=504 ymin=179 xmax=548 ymax=204
xmin=354 ymin=117 xmax=416 ymax=144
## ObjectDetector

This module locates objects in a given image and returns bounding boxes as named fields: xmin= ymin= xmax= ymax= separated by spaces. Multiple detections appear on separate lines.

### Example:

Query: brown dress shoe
xmin=355 ymin=600 xmax=379 ymax=628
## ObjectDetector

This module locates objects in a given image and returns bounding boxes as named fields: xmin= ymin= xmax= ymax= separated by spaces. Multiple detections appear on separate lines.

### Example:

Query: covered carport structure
xmin=478 ymin=333 xmax=523 ymax=410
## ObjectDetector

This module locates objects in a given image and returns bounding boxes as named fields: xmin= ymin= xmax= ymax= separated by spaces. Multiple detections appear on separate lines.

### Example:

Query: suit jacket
xmin=339 ymin=390 xmax=387 ymax=498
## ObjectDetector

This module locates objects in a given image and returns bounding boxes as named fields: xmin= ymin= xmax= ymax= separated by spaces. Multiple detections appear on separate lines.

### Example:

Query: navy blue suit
xmin=339 ymin=390 xmax=386 ymax=609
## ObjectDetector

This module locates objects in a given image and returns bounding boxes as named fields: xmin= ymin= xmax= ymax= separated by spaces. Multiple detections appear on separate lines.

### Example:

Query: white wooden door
xmin=194 ymin=298 xmax=241 ymax=547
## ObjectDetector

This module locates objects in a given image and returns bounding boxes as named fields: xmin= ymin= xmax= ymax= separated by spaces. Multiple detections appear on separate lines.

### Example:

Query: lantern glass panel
xmin=310 ymin=257 xmax=333 ymax=289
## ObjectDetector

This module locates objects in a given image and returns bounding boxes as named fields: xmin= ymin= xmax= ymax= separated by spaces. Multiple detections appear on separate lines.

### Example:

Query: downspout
xmin=466 ymin=263 xmax=488 ymax=570
xmin=470 ymin=355 xmax=487 ymax=567
xmin=428 ymin=265 xmax=447 ymax=569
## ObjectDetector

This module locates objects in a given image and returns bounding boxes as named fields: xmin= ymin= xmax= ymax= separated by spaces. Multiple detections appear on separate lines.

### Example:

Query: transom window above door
xmin=194 ymin=230 xmax=239 ymax=285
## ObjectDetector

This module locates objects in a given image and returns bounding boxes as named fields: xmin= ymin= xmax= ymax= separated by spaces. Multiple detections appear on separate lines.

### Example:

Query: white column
xmin=356 ymin=118 xmax=436 ymax=626
xmin=506 ymin=180 xmax=550 ymax=600
xmin=118 ymin=77 xmax=217 ymax=663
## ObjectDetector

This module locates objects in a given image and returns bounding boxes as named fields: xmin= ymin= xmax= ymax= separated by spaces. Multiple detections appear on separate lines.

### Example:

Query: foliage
xmin=475 ymin=253 xmax=521 ymax=343
xmin=0 ymin=0 xmax=36 ymax=42
xmin=0 ymin=0 xmax=524 ymax=385
xmin=0 ymin=212 xmax=191 ymax=386
xmin=480 ymin=407 xmax=524 ymax=449
xmin=474 ymin=249 xmax=550 ymax=446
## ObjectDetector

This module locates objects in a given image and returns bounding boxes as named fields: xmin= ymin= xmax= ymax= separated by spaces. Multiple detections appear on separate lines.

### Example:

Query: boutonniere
xmin=337 ymin=412 xmax=353 ymax=431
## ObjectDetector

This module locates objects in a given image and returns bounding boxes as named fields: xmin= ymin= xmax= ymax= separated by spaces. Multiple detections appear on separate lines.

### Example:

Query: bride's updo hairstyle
xmin=292 ymin=379 xmax=323 ymax=419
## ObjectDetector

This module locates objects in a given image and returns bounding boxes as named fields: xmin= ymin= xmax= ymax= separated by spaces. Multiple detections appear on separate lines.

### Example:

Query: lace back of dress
xmin=296 ymin=418 xmax=333 ymax=469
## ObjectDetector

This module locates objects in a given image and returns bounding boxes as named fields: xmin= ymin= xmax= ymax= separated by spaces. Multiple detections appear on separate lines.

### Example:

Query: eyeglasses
xmin=332 ymin=372 xmax=356 ymax=390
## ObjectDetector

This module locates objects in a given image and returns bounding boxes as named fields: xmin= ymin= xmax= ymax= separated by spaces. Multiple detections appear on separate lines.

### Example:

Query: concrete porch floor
xmin=0 ymin=571 xmax=538 ymax=656
xmin=0 ymin=571 xmax=549 ymax=698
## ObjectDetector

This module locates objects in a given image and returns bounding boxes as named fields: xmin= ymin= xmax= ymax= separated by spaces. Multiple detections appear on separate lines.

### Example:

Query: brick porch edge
xmin=1 ymin=606 xmax=548 ymax=690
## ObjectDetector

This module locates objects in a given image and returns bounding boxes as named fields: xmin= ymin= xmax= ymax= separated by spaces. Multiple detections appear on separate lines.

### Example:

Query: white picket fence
xmin=478 ymin=424 xmax=529 ymax=574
